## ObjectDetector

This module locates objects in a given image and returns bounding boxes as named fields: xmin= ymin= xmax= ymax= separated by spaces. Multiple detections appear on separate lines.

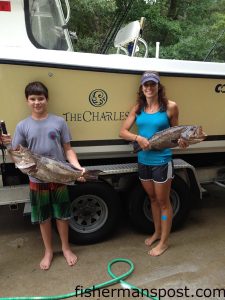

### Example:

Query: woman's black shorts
xmin=138 ymin=161 xmax=174 ymax=183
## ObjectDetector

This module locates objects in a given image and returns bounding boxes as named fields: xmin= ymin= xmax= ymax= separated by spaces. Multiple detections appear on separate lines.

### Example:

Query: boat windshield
xmin=26 ymin=0 xmax=73 ymax=50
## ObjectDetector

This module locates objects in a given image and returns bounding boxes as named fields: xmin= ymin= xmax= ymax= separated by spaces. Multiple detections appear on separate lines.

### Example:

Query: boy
xmin=1 ymin=81 xmax=84 ymax=270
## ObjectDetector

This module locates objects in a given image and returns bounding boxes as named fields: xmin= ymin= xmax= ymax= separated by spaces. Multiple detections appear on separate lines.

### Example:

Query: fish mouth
xmin=189 ymin=131 xmax=207 ymax=141
xmin=189 ymin=135 xmax=207 ymax=139
xmin=187 ymin=133 xmax=207 ymax=144
xmin=15 ymin=162 xmax=36 ymax=169
xmin=185 ymin=126 xmax=207 ymax=141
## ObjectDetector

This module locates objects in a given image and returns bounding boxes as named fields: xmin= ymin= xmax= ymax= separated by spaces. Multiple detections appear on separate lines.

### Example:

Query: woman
xmin=120 ymin=71 xmax=186 ymax=256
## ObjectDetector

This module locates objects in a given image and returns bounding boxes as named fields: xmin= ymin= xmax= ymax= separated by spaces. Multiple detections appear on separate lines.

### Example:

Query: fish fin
xmin=15 ymin=162 xmax=36 ymax=169
xmin=66 ymin=182 xmax=76 ymax=185
xmin=131 ymin=141 xmax=141 ymax=153
xmin=83 ymin=170 xmax=104 ymax=181
xmin=171 ymin=139 xmax=179 ymax=144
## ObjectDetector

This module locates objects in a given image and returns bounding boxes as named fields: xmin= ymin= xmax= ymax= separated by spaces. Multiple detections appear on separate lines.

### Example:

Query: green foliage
xmin=69 ymin=0 xmax=116 ymax=52
xmin=68 ymin=0 xmax=225 ymax=62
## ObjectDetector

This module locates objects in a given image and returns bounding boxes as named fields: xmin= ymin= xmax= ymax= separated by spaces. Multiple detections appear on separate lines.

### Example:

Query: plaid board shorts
xmin=138 ymin=161 xmax=174 ymax=183
xmin=29 ymin=182 xmax=71 ymax=224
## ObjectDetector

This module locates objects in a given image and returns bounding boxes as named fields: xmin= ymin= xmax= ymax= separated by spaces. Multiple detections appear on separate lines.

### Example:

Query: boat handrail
xmin=60 ymin=0 xmax=71 ymax=26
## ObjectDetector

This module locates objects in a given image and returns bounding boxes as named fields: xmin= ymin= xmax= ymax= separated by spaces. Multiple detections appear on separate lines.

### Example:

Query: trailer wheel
xmin=128 ymin=175 xmax=191 ymax=233
xmin=68 ymin=182 xmax=121 ymax=244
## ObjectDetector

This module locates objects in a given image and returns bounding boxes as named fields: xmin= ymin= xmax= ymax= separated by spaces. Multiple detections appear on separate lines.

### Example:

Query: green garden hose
xmin=1 ymin=258 xmax=158 ymax=300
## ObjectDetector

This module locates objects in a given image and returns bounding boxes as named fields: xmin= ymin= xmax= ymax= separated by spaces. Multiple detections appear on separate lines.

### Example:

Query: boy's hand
xmin=76 ymin=167 xmax=86 ymax=182
xmin=0 ymin=134 xmax=12 ymax=146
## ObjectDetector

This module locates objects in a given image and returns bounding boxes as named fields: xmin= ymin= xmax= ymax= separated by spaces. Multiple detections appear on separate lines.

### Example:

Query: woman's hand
xmin=136 ymin=136 xmax=150 ymax=151
xmin=178 ymin=138 xmax=188 ymax=149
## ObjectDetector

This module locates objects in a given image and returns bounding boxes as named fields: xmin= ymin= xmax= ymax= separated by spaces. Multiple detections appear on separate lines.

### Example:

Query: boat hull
xmin=1 ymin=51 xmax=225 ymax=159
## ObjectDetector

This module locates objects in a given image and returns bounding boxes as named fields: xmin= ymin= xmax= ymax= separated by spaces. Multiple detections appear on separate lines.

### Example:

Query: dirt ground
xmin=0 ymin=183 xmax=225 ymax=300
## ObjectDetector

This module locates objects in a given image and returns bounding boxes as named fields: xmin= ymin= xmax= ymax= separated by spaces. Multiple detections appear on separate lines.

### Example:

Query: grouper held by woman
xmin=132 ymin=125 xmax=207 ymax=153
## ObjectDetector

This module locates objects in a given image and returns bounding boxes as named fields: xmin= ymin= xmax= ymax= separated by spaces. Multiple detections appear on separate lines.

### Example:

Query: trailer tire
xmin=68 ymin=182 xmax=121 ymax=244
xmin=128 ymin=175 xmax=191 ymax=233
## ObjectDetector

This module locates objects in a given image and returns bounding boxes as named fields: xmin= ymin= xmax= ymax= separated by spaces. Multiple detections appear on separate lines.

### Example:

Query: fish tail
xmin=132 ymin=141 xmax=141 ymax=153
xmin=83 ymin=170 xmax=103 ymax=180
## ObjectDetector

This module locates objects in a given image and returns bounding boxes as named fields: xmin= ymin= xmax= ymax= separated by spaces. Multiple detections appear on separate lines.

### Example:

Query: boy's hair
xmin=25 ymin=81 xmax=48 ymax=99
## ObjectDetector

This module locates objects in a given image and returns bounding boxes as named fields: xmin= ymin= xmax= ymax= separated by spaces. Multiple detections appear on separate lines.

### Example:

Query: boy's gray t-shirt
xmin=12 ymin=114 xmax=72 ymax=183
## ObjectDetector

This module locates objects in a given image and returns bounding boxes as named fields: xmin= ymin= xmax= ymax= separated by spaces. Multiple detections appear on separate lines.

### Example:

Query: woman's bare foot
xmin=148 ymin=243 xmax=168 ymax=257
xmin=145 ymin=233 xmax=161 ymax=247
xmin=63 ymin=248 xmax=77 ymax=266
xmin=40 ymin=251 xmax=53 ymax=270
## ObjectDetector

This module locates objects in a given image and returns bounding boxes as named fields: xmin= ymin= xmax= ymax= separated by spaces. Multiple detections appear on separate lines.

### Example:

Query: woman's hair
xmin=136 ymin=71 xmax=168 ymax=115
xmin=25 ymin=81 xmax=48 ymax=99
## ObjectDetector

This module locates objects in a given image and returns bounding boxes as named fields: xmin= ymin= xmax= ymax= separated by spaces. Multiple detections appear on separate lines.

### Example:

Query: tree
xmin=69 ymin=0 xmax=117 ymax=53
xmin=67 ymin=0 xmax=225 ymax=62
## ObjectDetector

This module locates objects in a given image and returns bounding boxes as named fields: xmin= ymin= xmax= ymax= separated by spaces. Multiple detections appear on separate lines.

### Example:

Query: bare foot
xmin=40 ymin=251 xmax=53 ymax=270
xmin=145 ymin=233 xmax=160 ymax=247
xmin=148 ymin=243 xmax=168 ymax=257
xmin=63 ymin=249 xmax=77 ymax=266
